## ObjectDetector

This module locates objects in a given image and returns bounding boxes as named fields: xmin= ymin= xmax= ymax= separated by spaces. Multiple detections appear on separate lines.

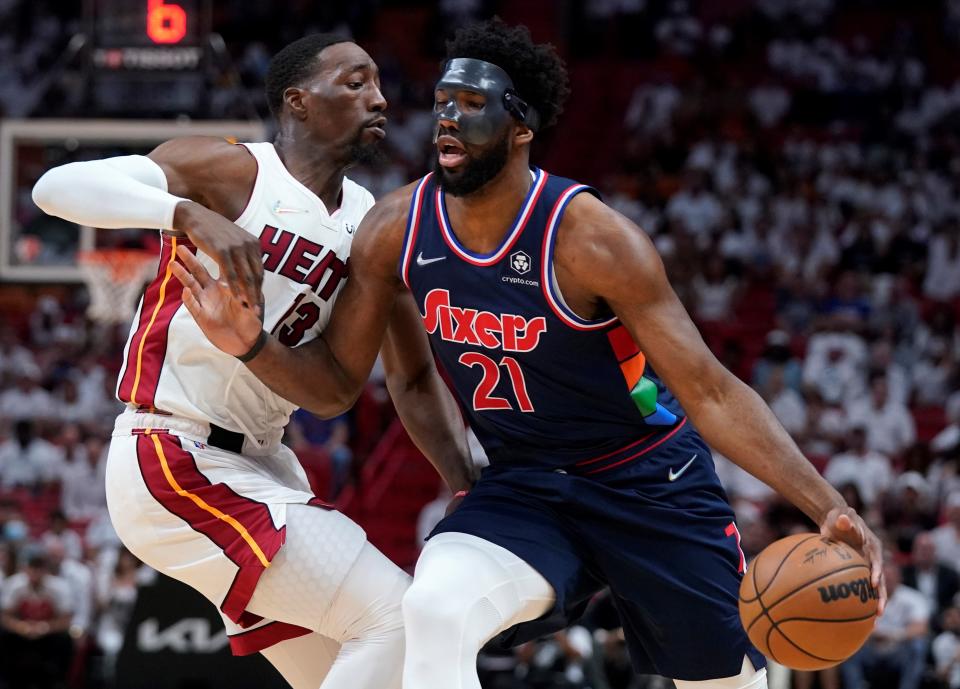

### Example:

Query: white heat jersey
xmin=115 ymin=142 xmax=374 ymax=447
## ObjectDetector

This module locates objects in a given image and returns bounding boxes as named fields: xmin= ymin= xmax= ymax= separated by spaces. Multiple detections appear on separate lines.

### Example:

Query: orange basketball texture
xmin=738 ymin=533 xmax=878 ymax=670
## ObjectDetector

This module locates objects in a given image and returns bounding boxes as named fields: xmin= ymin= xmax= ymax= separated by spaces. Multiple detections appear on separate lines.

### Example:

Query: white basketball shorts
xmin=105 ymin=409 xmax=367 ymax=655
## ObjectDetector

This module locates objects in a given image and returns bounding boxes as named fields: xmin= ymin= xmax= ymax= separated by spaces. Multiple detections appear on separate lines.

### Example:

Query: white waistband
xmin=112 ymin=408 xmax=281 ymax=456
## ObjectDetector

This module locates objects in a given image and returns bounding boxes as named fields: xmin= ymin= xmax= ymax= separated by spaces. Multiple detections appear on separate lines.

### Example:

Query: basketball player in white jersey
xmin=31 ymin=35 xmax=474 ymax=689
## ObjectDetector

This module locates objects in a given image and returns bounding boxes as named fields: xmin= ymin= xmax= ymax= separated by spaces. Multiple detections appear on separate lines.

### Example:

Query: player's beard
xmin=434 ymin=131 xmax=510 ymax=197
xmin=348 ymin=139 xmax=385 ymax=166
xmin=347 ymin=127 xmax=386 ymax=167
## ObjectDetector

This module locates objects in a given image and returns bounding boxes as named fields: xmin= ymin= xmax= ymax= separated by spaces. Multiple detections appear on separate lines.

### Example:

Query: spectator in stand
xmin=870 ymin=275 xmax=921 ymax=344
xmin=41 ymin=509 xmax=84 ymax=562
xmin=0 ymin=552 xmax=75 ymax=689
xmin=514 ymin=628 xmax=593 ymax=689
xmin=55 ymin=422 xmax=91 ymax=505
xmin=95 ymin=547 xmax=145 ymax=684
xmin=0 ymin=326 xmax=37 ymax=384
xmin=840 ymin=558 xmax=930 ymax=689
xmin=758 ymin=366 xmax=807 ymax=437
xmin=666 ymin=171 xmax=724 ymax=240
xmin=691 ymin=254 xmax=741 ymax=324
xmin=847 ymin=370 xmax=917 ymax=459
xmin=923 ymin=221 xmax=960 ymax=302
xmin=0 ymin=541 xmax=14 ymax=588
xmin=0 ymin=369 xmax=51 ymax=422
xmin=752 ymin=330 xmax=803 ymax=394
xmin=797 ymin=388 xmax=847 ymax=460
xmin=931 ymin=395 xmax=960 ymax=457
xmin=912 ymin=340 xmax=956 ymax=408
xmin=885 ymin=473 xmax=939 ymax=556
xmin=933 ymin=494 xmax=960 ymax=573
xmin=287 ymin=410 xmax=354 ymax=500
xmin=823 ymin=426 xmax=893 ymax=508
xmin=902 ymin=531 xmax=960 ymax=628
xmin=71 ymin=354 xmax=110 ymax=414
xmin=53 ymin=376 xmax=96 ymax=425
xmin=0 ymin=419 xmax=65 ymax=490
xmin=914 ymin=306 xmax=960 ymax=366
xmin=59 ymin=433 xmax=107 ymax=522
xmin=45 ymin=540 xmax=93 ymax=640
xmin=822 ymin=271 xmax=872 ymax=324
xmin=934 ymin=606 xmax=960 ymax=689
xmin=802 ymin=316 xmax=868 ymax=404
xmin=869 ymin=338 xmax=911 ymax=406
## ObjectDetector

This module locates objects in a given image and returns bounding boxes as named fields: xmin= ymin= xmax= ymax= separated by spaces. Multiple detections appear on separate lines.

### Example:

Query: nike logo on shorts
xmin=416 ymin=252 xmax=446 ymax=266
xmin=668 ymin=454 xmax=697 ymax=481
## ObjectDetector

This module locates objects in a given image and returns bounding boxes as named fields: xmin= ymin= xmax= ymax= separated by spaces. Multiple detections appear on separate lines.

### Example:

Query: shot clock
xmin=86 ymin=0 xmax=212 ymax=114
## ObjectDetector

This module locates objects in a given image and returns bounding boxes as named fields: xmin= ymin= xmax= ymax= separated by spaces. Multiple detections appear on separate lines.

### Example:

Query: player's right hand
xmin=173 ymin=200 xmax=263 ymax=310
xmin=820 ymin=506 xmax=887 ymax=616
xmin=171 ymin=245 xmax=265 ymax=358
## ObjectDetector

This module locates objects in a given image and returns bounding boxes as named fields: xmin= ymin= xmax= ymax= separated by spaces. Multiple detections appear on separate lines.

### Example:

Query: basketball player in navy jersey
xmin=173 ymin=19 xmax=885 ymax=689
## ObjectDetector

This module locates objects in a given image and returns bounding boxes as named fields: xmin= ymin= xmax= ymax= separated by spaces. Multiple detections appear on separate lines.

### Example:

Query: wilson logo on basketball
xmin=817 ymin=577 xmax=878 ymax=604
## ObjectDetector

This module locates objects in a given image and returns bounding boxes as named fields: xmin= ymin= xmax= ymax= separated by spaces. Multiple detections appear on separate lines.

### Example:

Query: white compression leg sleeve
xmin=260 ymin=632 xmax=340 ymax=689
xmin=402 ymin=532 xmax=556 ymax=689
xmin=247 ymin=504 xmax=409 ymax=689
xmin=32 ymin=155 xmax=186 ymax=230
xmin=316 ymin=544 xmax=409 ymax=689
xmin=674 ymin=656 xmax=768 ymax=689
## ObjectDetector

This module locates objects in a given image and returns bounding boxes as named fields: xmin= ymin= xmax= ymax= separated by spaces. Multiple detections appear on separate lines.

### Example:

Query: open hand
xmin=173 ymin=201 xmax=264 ymax=310
xmin=820 ymin=506 xmax=887 ymax=615
xmin=171 ymin=245 xmax=264 ymax=357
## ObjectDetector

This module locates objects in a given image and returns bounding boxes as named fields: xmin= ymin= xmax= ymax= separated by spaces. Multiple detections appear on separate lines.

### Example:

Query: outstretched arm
xmin=557 ymin=194 xmax=886 ymax=612
xmin=32 ymin=136 xmax=263 ymax=307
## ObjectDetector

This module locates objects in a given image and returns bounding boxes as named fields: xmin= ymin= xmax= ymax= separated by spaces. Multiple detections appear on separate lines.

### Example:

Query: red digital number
xmin=147 ymin=0 xmax=187 ymax=44
xmin=458 ymin=352 xmax=534 ymax=413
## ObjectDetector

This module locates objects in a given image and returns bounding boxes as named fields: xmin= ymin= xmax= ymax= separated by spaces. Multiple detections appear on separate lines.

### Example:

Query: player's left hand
xmin=171 ymin=245 xmax=264 ymax=357
xmin=820 ymin=506 xmax=886 ymax=616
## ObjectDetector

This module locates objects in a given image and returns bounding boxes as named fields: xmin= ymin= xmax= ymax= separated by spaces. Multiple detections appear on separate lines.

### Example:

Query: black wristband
xmin=236 ymin=330 xmax=268 ymax=363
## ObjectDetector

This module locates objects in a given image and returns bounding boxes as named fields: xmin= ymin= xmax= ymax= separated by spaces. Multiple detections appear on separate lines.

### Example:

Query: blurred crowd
xmin=2 ymin=0 xmax=960 ymax=688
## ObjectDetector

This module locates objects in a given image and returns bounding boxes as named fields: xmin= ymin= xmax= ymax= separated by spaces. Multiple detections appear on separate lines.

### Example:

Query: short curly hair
xmin=265 ymin=34 xmax=350 ymax=118
xmin=445 ymin=18 xmax=570 ymax=131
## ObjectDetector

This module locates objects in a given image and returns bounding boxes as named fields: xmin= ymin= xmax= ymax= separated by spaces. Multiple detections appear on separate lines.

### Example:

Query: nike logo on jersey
xmin=273 ymin=201 xmax=309 ymax=214
xmin=668 ymin=454 xmax=697 ymax=481
xmin=416 ymin=252 xmax=446 ymax=266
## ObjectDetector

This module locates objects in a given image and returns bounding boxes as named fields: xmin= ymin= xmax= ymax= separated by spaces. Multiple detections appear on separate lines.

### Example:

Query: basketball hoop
xmin=78 ymin=249 xmax=158 ymax=324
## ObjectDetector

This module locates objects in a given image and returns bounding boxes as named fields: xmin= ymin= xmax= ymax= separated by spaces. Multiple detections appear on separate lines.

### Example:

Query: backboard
xmin=0 ymin=118 xmax=266 ymax=282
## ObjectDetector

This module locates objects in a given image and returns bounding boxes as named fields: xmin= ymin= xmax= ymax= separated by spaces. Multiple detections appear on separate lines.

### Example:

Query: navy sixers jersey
xmin=399 ymin=168 xmax=686 ymax=469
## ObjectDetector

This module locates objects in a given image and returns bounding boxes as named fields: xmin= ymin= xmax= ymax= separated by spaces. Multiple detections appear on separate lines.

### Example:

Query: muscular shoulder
xmin=350 ymin=180 xmax=420 ymax=279
xmin=148 ymin=136 xmax=255 ymax=179
xmin=148 ymin=137 xmax=257 ymax=215
xmin=554 ymin=192 xmax=663 ymax=296
xmin=356 ymin=181 xmax=418 ymax=241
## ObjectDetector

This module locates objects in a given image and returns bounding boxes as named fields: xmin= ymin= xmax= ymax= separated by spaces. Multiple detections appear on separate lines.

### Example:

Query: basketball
xmin=738 ymin=533 xmax=879 ymax=670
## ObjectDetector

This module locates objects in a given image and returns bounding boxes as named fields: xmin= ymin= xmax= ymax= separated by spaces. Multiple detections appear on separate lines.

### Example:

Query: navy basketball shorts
xmin=431 ymin=420 xmax=766 ymax=681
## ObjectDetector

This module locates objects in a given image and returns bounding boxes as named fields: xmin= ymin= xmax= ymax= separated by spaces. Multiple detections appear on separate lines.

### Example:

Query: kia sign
xmin=116 ymin=573 xmax=284 ymax=689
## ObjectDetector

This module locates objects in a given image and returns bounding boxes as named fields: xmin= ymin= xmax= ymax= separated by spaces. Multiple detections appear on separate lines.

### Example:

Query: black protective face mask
xmin=432 ymin=58 xmax=539 ymax=146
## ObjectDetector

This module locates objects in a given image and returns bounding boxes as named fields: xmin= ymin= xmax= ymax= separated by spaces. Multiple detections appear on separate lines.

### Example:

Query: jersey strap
xmin=399 ymin=173 xmax=434 ymax=289
xmin=539 ymin=184 xmax=619 ymax=330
